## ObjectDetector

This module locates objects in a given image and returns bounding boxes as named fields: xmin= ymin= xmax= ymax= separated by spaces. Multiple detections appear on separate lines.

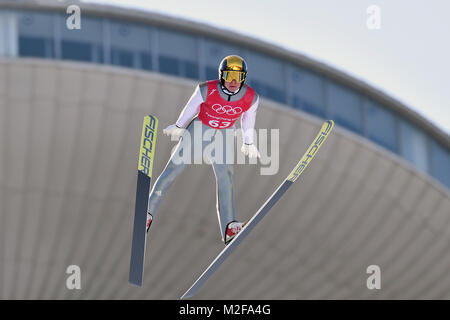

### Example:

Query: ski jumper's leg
xmin=209 ymin=127 xmax=237 ymax=242
xmin=212 ymin=162 xmax=236 ymax=241
xmin=147 ymin=119 xmax=197 ymax=219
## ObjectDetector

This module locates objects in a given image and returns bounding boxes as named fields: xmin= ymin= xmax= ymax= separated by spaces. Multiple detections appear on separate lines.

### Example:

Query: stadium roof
xmin=0 ymin=0 xmax=448 ymax=149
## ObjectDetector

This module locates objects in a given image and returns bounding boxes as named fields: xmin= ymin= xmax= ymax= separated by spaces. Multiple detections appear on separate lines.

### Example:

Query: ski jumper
xmin=147 ymin=80 xmax=259 ymax=242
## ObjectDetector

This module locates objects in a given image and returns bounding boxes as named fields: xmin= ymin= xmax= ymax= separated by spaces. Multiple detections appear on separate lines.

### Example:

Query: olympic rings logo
xmin=212 ymin=104 xmax=243 ymax=115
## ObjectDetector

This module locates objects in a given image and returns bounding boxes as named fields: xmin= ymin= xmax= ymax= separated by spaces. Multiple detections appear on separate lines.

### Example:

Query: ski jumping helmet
xmin=218 ymin=55 xmax=248 ymax=87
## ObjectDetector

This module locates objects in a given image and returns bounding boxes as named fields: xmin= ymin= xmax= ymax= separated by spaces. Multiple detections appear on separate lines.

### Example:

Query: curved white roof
xmin=0 ymin=58 xmax=449 ymax=299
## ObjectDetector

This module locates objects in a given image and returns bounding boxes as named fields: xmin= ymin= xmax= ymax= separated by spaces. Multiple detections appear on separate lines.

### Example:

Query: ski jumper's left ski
xmin=180 ymin=120 xmax=334 ymax=299
xmin=129 ymin=115 xmax=158 ymax=287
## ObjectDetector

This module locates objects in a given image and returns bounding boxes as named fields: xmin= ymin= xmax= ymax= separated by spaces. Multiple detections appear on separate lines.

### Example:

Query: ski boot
xmin=224 ymin=221 xmax=247 ymax=245
xmin=146 ymin=212 xmax=153 ymax=233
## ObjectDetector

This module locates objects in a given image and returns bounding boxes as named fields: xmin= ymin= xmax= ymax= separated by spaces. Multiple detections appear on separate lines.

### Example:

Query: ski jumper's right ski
xmin=129 ymin=115 xmax=158 ymax=287
xmin=180 ymin=120 xmax=334 ymax=299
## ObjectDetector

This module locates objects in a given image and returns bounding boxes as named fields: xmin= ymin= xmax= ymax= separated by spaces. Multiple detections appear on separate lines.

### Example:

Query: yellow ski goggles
xmin=222 ymin=70 xmax=246 ymax=83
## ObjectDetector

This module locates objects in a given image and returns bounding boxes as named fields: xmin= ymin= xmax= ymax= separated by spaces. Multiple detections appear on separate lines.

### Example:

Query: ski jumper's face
xmin=224 ymin=79 xmax=240 ymax=92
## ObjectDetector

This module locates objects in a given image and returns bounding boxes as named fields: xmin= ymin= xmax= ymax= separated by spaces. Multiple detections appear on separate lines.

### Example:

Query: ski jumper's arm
xmin=175 ymin=85 xmax=204 ymax=128
xmin=241 ymin=94 xmax=259 ymax=144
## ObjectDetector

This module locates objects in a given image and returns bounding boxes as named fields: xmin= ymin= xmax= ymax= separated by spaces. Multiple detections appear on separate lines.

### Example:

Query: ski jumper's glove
xmin=163 ymin=124 xmax=185 ymax=140
xmin=241 ymin=143 xmax=260 ymax=159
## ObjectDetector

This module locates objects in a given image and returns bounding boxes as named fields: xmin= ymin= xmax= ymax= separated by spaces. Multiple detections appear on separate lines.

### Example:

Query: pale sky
xmin=83 ymin=0 xmax=450 ymax=135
